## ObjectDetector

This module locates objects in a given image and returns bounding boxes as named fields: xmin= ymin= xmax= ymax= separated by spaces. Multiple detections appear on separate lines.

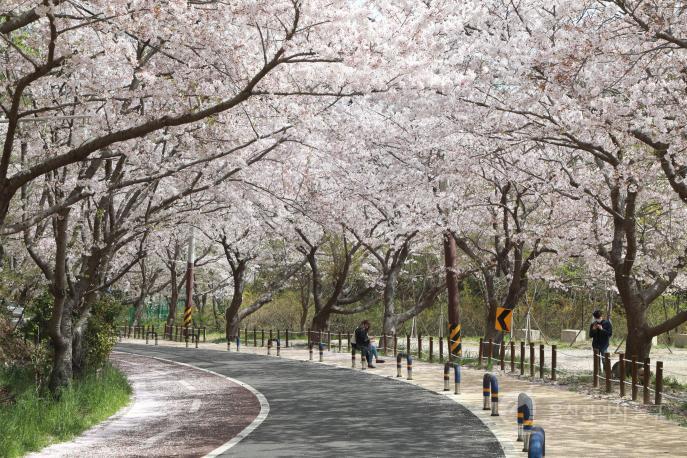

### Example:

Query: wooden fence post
xmin=551 ymin=345 xmax=557 ymax=382
xmin=593 ymin=349 xmax=599 ymax=388
xmin=429 ymin=337 xmax=434 ymax=362
xmin=510 ymin=340 xmax=515 ymax=373
xmin=418 ymin=334 xmax=422 ymax=358
xmin=520 ymin=341 xmax=525 ymax=375
xmin=529 ymin=343 xmax=535 ymax=378
xmin=604 ymin=352 xmax=612 ymax=393
xmin=642 ymin=358 xmax=651 ymax=404
xmin=539 ymin=344 xmax=545 ymax=379
xmin=478 ymin=337 xmax=484 ymax=369
xmin=487 ymin=338 xmax=493 ymax=367
xmin=655 ymin=361 xmax=663 ymax=405
xmin=619 ymin=352 xmax=625 ymax=397
xmin=631 ymin=355 xmax=638 ymax=401
xmin=439 ymin=337 xmax=444 ymax=362
xmin=500 ymin=341 xmax=505 ymax=371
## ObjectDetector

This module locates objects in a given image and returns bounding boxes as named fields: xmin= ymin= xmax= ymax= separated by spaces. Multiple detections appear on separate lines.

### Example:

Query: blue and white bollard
xmin=489 ymin=374 xmax=499 ymax=416
xmin=520 ymin=394 xmax=535 ymax=452
xmin=406 ymin=354 xmax=413 ymax=380
xmin=528 ymin=426 xmax=545 ymax=457
xmin=444 ymin=362 xmax=451 ymax=391
xmin=483 ymin=373 xmax=491 ymax=410
xmin=454 ymin=363 xmax=461 ymax=395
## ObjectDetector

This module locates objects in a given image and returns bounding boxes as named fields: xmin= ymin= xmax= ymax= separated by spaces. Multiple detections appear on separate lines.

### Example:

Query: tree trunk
xmin=166 ymin=267 xmax=178 ymax=326
xmin=48 ymin=295 xmax=73 ymax=395
xmin=381 ymin=270 xmax=398 ymax=337
xmin=310 ymin=310 xmax=330 ymax=333
xmin=227 ymin=315 xmax=241 ymax=342
xmin=71 ymin=320 xmax=87 ymax=378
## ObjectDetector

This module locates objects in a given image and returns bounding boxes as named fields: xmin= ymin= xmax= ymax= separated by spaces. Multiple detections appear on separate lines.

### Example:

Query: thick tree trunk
xmin=166 ymin=268 xmax=179 ymax=326
xmin=48 ymin=296 xmax=73 ymax=395
xmin=310 ymin=310 xmax=330 ymax=333
xmin=227 ymin=315 xmax=241 ymax=342
xmin=381 ymin=271 xmax=398 ymax=337
xmin=71 ymin=321 xmax=87 ymax=378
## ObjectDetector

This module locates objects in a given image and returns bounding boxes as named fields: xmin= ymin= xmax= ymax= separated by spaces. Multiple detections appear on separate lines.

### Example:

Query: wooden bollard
xmin=307 ymin=328 xmax=311 ymax=347
xmin=478 ymin=337 xmax=484 ymax=369
xmin=439 ymin=337 xmax=444 ymax=362
xmin=618 ymin=352 xmax=625 ymax=397
xmin=269 ymin=329 xmax=273 ymax=342
xmin=604 ymin=352 xmax=612 ymax=393
xmin=286 ymin=329 xmax=290 ymax=348
xmin=418 ymin=334 xmax=422 ymax=358
xmin=593 ymin=349 xmax=599 ymax=388
xmin=655 ymin=361 xmax=663 ymax=405
xmin=500 ymin=341 xmax=505 ymax=371
xmin=244 ymin=327 xmax=248 ymax=345
xmin=347 ymin=332 xmax=351 ymax=351
xmin=631 ymin=355 xmax=638 ymax=401
xmin=539 ymin=344 xmax=545 ymax=379
xmin=429 ymin=337 xmax=434 ymax=362
xmin=406 ymin=334 xmax=411 ymax=355
xmin=203 ymin=327 xmax=206 ymax=342
xmin=520 ymin=341 xmax=525 ymax=375
xmin=394 ymin=334 xmax=397 ymax=357
xmin=643 ymin=358 xmax=651 ymax=404
xmin=338 ymin=332 xmax=342 ymax=352
xmin=277 ymin=329 xmax=280 ymax=344
xmin=529 ymin=343 xmax=535 ymax=378
xmin=551 ymin=345 xmax=557 ymax=382
xmin=261 ymin=329 xmax=265 ymax=347
xmin=253 ymin=328 xmax=257 ymax=346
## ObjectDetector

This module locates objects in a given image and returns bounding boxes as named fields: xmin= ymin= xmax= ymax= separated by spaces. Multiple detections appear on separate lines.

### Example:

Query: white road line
xmin=117 ymin=351 xmax=269 ymax=457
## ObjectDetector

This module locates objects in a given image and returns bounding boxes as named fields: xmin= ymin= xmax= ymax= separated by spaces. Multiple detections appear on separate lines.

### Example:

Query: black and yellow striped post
xmin=448 ymin=323 xmax=462 ymax=360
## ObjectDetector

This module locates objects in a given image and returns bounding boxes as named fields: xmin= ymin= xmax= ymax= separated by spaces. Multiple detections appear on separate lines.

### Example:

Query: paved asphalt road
xmin=118 ymin=343 xmax=504 ymax=457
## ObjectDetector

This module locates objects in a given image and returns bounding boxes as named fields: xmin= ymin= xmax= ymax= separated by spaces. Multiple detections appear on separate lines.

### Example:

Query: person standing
xmin=590 ymin=309 xmax=613 ymax=372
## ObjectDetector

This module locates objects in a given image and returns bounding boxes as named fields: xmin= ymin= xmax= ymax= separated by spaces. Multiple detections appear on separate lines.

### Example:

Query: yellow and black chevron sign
xmin=449 ymin=323 xmax=462 ymax=357
xmin=183 ymin=307 xmax=193 ymax=327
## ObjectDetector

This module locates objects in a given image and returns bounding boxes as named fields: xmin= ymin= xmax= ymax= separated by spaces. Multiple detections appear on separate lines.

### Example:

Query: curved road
xmin=118 ymin=343 xmax=503 ymax=457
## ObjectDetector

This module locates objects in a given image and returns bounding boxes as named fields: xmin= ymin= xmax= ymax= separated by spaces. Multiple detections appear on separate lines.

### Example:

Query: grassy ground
xmin=0 ymin=364 xmax=132 ymax=458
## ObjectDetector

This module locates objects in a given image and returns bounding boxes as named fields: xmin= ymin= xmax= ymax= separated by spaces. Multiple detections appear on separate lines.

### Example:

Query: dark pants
xmin=360 ymin=346 xmax=373 ymax=365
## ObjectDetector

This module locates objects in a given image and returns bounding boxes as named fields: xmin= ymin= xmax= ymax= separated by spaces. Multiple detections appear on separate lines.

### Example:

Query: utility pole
xmin=183 ymin=228 xmax=195 ymax=333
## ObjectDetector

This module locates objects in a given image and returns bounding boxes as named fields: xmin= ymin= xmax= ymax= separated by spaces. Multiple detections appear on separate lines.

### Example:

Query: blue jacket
xmin=589 ymin=320 xmax=612 ymax=350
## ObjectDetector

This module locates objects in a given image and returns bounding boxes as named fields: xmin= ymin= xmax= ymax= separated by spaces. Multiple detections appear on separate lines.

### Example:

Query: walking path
xmin=121 ymin=337 xmax=687 ymax=457
xmin=116 ymin=343 xmax=503 ymax=457
xmin=30 ymin=352 xmax=262 ymax=457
